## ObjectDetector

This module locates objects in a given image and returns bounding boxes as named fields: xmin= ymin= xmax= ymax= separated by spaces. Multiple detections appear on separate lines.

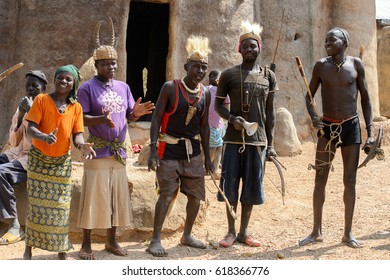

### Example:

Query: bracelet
xmin=366 ymin=123 xmax=373 ymax=129
xmin=148 ymin=142 xmax=157 ymax=147
xmin=228 ymin=115 xmax=235 ymax=123
xmin=267 ymin=146 xmax=274 ymax=149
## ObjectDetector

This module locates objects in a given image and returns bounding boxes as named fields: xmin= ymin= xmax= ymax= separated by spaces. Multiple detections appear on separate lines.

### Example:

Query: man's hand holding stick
xmin=294 ymin=56 xmax=324 ymax=137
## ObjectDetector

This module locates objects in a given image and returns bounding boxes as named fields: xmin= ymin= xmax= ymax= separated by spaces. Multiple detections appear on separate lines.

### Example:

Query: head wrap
xmin=54 ymin=64 xmax=80 ymax=104
xmin=239 ymin=21 xmax=263 ymax=51
xmin=26 ymin=70 xmax=48 ymax=85
xmin=185 ymin=35 xmax=211 ymax=64
xmin=93 ymin=45 xmax=118 ymax=61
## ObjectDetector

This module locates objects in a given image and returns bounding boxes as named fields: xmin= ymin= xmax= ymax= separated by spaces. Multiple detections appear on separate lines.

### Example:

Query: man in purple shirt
xmin=77 ymin=44 xmax=154 ymax=260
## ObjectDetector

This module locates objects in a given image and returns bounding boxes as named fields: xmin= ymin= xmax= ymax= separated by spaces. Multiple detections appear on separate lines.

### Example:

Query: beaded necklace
xmin=330 ymin=56 xmax=346 ymax=72
xmin=178 ymin=80 xmax=203 ymax=105
xmin=181 ymin=77 xmax=200 ymax=94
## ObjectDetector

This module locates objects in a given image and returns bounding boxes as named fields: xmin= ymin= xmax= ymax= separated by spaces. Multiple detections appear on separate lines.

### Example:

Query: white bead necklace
xmin=181 ymin=77 xmax=200 ymax=94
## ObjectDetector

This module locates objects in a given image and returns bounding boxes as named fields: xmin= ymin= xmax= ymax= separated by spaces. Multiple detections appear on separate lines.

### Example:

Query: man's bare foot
xmin=180 ymin=235 xmax=207 ymax=249
xmin=298 ymin=235 xmax=324 ymax=246
xmin=146 ymin=241 xmax=168 ymax=257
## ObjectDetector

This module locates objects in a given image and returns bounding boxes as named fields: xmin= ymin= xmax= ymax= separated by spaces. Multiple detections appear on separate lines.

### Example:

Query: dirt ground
xmin=0 ymin=142 xmax=389 ymax=261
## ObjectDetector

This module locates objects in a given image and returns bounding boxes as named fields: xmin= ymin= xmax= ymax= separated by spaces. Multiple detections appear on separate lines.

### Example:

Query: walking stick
xmin=0 ymin=63 xmax=24 ymax=82
xmin=294 ymin=56 xmax=324 ymax=136
xmin=270 ymin=8 xmax=285 ymax=72
xmin=210 ymin=173 xmax=237 ymax=220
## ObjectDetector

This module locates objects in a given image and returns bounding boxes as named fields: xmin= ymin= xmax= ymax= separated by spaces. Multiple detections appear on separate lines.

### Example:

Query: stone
xmin=274 ymin=107 xmax=302 ymax=157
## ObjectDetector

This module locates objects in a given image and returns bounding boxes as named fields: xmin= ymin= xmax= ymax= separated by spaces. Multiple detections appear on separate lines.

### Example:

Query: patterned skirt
xmin=25 ymin=146 xmax=73 ymax=252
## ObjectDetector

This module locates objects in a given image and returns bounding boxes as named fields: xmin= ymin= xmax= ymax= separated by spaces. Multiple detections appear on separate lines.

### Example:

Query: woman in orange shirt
xmin=23 ymin=65 xmax=95 ymax=260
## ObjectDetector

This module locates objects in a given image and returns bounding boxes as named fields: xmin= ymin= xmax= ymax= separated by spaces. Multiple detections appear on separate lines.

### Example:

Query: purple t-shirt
xmin=207 ymin=85 xmax=230 ymax=128
xmin=77 ymin=77 xmax=135 ymax=159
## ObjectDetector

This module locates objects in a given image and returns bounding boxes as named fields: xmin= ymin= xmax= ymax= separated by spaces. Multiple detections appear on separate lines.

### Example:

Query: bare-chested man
xmin=299 ymin=27 xmax=374 ymax=248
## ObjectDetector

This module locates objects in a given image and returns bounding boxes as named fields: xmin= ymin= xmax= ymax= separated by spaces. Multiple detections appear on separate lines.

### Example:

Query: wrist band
xmin=148 ymin=142 xmax=157 ymax=147
xmin=228 ymin=115 xmax=235 ymax=123
xmin=366 ymin=123 xmax=373 ymax=129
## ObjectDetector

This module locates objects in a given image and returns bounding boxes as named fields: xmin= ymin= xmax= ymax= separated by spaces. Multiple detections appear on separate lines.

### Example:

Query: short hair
xmin=208 ymin=70 xmax=221 ymax=80
xmin=331 ymin=27 xmax=350 ymax=48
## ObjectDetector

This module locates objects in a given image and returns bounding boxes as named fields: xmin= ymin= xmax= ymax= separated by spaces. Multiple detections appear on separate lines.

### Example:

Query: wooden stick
xmin=210 ymin=173 xmax=237 ymax=220
xmin=270 ymin=8 xmax=285 ymax=72
xmin=294 ymin=56 xmax=324 ymax=136
xmin=0 ymin=63 xmax=24 ymax=82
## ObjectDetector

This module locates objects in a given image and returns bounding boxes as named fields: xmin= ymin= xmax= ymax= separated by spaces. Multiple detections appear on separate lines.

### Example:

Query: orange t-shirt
xmin=26 ymin=93 xmax=84 ymax=157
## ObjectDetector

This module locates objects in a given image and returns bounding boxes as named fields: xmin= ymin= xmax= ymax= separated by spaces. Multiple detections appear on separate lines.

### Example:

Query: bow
xmin=269 ymin=156 xmax=287 ymax=205
xmin=358 ymin=125 xmax=384 ymax=168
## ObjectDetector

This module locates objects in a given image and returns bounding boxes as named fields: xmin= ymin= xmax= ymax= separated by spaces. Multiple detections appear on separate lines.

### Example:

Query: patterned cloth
xmin=25 ymin=146 xmax=73 ymax=252
xmin=209 ymin=126 xmax=223 ymax=148
xmin=87 ymin=134 xmax=127 ymax=165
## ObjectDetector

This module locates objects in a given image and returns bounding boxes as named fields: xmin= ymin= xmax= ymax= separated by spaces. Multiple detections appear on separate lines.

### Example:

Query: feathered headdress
xmin=239 ymin=20 xmax=263 ymax=44
xmin=186 ymin=35 xmax=211 ymax=64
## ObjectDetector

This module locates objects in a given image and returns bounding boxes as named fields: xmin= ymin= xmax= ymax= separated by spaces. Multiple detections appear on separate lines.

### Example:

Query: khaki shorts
xmin=156 ymin=154 xmax=205 ymax=201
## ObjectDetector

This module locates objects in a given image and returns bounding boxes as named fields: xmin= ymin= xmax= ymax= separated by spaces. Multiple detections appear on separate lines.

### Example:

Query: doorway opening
xmin=126 ymin=1 xmax=169 ymax=121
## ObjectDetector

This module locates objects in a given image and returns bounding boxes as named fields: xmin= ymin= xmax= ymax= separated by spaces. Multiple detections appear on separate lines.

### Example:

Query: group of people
xmin=0 ymin=20 xmax=374 ymax=260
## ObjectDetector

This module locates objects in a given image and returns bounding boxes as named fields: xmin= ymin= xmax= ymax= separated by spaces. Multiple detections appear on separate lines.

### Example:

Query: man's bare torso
xmin=318 ymin=56 xmax=359 ymax=120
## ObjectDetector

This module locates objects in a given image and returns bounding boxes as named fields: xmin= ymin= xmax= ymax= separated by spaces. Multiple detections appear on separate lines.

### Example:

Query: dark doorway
xmin=126 ymin=1 xmax=169 ymax=121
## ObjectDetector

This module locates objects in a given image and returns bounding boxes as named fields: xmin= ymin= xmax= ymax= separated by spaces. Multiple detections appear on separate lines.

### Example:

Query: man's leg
xmin=299 ymin=137 xmax=336 ymax=246
xmin=213 ymin=146 xmax=223 ymax=177
xmin=340 ymin=144 xmax=361 ymax=248
xmin=146 ymin=193 xmax=174 ymax=256
xmin=180 ymin=194 xmax=206 ymax=249
xmin=0 ymin=157 xmax=27 ymax=244
xmin=238 ymin=203 xmax=253 ymax=237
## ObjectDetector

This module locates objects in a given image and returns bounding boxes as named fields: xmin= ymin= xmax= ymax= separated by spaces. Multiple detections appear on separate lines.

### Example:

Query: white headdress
xmin=239 ymin=20 xmax=263 ymax=44
xmin=186 ymin=35 xmax=212 ymax=64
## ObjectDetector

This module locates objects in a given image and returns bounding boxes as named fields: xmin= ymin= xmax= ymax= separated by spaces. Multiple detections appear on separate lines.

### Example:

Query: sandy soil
xmin=0 ymin=142 xmax=389 ymax=261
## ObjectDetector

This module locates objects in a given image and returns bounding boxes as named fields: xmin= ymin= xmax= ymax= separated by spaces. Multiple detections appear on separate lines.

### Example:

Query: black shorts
xmin=320 ymin=116 xmax=361 ymax=146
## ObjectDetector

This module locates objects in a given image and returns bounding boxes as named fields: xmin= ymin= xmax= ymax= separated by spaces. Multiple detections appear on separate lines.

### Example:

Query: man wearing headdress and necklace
xmin=215 ymin=21 xmax=278 ymax=248
xmin=299 ymin=27 xmax=373 ymax=249
xmin=147 ymin=35 xmax=213 ymax=257
xmin=76 ymin=43 xmax=155 ymax=260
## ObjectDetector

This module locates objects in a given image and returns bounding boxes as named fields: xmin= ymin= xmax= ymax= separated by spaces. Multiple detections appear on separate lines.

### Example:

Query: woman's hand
xmin=44 ymin=128 xmax=58 ymax=145
xmin=79 ymin=143 xmax=96 ymax=159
